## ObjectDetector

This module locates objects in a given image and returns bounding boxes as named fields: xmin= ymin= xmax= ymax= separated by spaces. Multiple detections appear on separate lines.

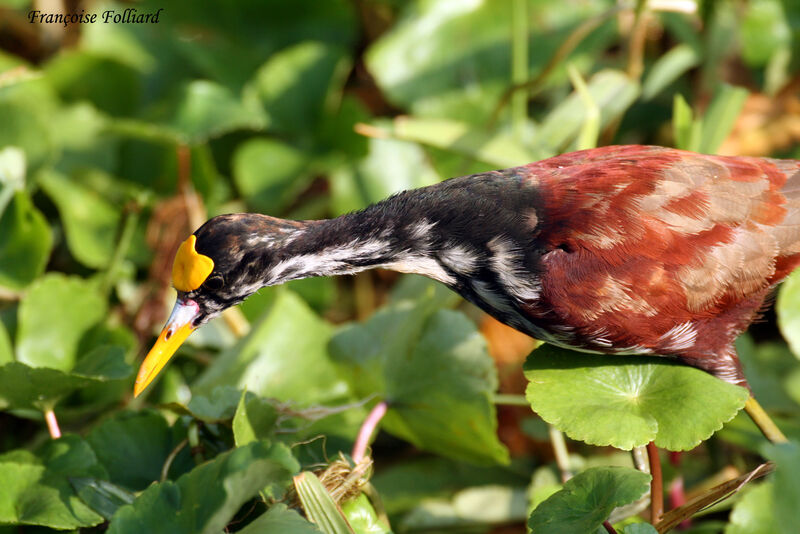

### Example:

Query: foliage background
xmin=1 ymin=0 xmax=800 ymax=532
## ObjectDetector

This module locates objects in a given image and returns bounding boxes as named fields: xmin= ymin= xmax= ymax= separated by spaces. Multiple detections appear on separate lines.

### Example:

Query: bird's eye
xmin=204 ymin=274 xmax=224 ymax=291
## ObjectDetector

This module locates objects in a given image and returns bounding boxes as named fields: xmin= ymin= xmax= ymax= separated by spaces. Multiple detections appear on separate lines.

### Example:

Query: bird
xmin=135 ymin=145 xmax=800 ymax=442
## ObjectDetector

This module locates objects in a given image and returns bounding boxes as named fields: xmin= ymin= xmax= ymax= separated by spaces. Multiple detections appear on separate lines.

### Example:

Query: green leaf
xmin=294 ymin=471 xmax=354 ymax=534
xmin=246 ymin=41 xmax=350 ymax=135
xmin=155 ymin=80 xmax=266 ymax=144
xmin=524 ymin=345 xmax=750 ymax=450
xmin=740 ymin=0 xmax=792 ymax=67
xmin=642 ymin=44 xmax=701 ymax=100
xmin=366 ymin=0 xmax=613 ymax=123
xmin=233 ymin=391 xmax=279 ymax=447
xmin=237 ymin=504 xmax=322 ymax=534
xmin=623 ymin=524 xmax=658 ymax=534
xmin=0 ymin=346 xmax=131 ymax=410
xmin=0 ymin=78 xmax=59 ymax=170
xmin=341 ymin=494 xmax=391 ymax=534
xmin=38 ymin=170 xmax=121 ymax=269
xmin=330 ymin=295 xmax=509 ymax=465
xmin=107 ymin=441 xmax=298 ymax=534
xmin=0 ymin=321 xmax=12 ymax=365
xmin=0 ymin=190 xmax=52 ymax=289
xmin=389 ymin=116 xmax=545 ymax=168
xmin=726 ymin=482 xmax=778 ymax=534
xmin=762 ymin=442 xmax=800 ymax=534
xmin=194 ymin=290 xmax=348 ymax=405
xmin=45 ymin=51 xmax=140 ymax=116
xmin=777 ymin=270 xmax=800 ymax=359
xmin=232 ymin=137 xmax=311 ymax=213
xmin=0 ymin=435 xmax=107 ymax=529
xmin=735 ymin=335 xmax=800 ymax=413
xmin=16 ymin=274 xmax=107 ymax=371
xmin=539 ymin=69 xmax=639 ymax=152
xmin=87 ymin=410 xmax=192 ymax=491
xmin=527 ymin=466 xmax=651 ymax=534
xmin=672 ymin=94 xmax=701 ymax=152
xmin=697 ymin=84 xmax=748 ymax=155
xmin=400 ymin=485 xmax=528 ymax=530
xmin=70 ymin=478 xmax=136 ymax=520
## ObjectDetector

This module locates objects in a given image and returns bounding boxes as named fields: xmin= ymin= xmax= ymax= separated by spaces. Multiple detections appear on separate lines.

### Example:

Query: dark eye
xmin=204 ymin=274 xmax=224 ymax=291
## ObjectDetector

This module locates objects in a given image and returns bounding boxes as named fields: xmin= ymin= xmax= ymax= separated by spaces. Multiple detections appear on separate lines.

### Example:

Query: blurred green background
xmin=2 ymin=0 xmax=800 ymax=532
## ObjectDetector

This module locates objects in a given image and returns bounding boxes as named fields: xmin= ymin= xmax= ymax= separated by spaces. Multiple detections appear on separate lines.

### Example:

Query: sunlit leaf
xmin=233 ymin=391 xmax=279 ymax=447
xmin=246 ymin=41 xmax=350 ymax=135
xmin=539 ymin=69 xmax=639 ymax=152
xmin=524 ymin=345 xmax=749 ymax=450
xmin=341 ymin=494 xmax=391 ymax=534
xmin=16 ymin=274 xmax=107 ymax=371
xmin=194 ymin=290 xmax=348 ymax=405
xmin=642 ymin=43 xmax=700 ymax=100
xmin=107 ymin=441 xmax=298 ymax=534
xmin=777 ymin=270 xmax=800 ymax=359
xmin=330 ymin=294 xmax=509 ymax=465
xmin=740 ymin=0 xmax=792 ymax=67
xmin=697 ymin=84 xmax=748 ymax=155
xmin=0 ymin=435 xmax=107 ymax=529
xmin=527 ymin=467 xmax=650 ymax=534
xmin=294 ymin=471 xmax=354 ymax=534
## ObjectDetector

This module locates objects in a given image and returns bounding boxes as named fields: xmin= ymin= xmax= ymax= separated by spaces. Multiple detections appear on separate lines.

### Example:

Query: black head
xmin=134 ymin=213 xmax=303 ymax=396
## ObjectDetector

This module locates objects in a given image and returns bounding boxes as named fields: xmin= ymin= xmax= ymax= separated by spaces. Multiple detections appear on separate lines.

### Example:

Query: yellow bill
xmin=134 ymin=299 xmax=200 ymax=397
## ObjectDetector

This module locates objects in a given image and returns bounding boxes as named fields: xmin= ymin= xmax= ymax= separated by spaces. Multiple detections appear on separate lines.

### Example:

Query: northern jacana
xmin=136 ymin=145 xmax=800 ymax=443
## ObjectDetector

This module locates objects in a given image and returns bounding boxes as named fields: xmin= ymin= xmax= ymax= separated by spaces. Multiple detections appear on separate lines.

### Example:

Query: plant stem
xmin=352 ymin=401 xmax=388 ymax=464
xmin=491 ymin=393 xmax=530 ymax=406
xmin=655 ymin=462 xmax=773 ymax=533
xmin=510 ymin=0 xmax=528 ymax=141
xmin=647 ymin=441 xmax=663 ymax=524
xmin=161 ymin=438 xmax=188 ymax=482
xmin=602 ymin=520 xmax=617 ymax=534
xmin=744 ymin=396 xmax=788 ymax=443
xmin=626 ymin=0 xmax=649 ymax=81
xmin=44 ymin=408 xmax=61 ymax=439
xmin=549 ymin=425 xmax=572 ymax=482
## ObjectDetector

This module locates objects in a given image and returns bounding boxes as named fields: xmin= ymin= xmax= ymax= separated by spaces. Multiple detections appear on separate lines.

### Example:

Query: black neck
xmin=265 ymin=171 xmax=542 ymax=287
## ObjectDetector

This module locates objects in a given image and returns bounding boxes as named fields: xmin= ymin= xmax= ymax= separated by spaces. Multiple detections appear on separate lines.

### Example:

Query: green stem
xmin=491 ymin=393 xmax=530 ymax=406
xmin=100 ymin=207 xmax=139 ymax=296
xmin=510 ymin=0 xmax=528 ymax=140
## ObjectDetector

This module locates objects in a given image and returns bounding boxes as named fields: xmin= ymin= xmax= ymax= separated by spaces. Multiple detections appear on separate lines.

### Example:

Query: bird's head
xmin=134 ymin=213 xmax=302 ymax=397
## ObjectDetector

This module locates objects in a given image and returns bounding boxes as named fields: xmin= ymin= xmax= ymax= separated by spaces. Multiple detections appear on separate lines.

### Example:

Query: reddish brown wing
xmin=528 ymin=146 xmax=800 ymax=381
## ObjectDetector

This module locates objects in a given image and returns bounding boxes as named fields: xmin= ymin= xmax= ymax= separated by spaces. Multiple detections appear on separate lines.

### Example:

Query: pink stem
xmin=669 ymin=451 xmax=691 ymax=529
xmin=352 ymin=401 xmax=388 ymax=464
xmin=44 ymin=408 xmax=61 ymax=439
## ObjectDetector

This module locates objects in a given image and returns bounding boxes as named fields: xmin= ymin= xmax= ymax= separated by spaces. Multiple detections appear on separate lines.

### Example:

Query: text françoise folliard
xmin=28 ymin=8 xmax=164 ymax=27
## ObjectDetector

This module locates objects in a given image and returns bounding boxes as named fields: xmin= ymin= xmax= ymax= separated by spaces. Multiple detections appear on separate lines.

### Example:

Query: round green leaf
xmin=0 ymin=435 xmax=107 ymax=529
xmin=233 ymin=391 xmax=279 ymax=447
xmin=16 ymin=274 xmax=107 ymax=371
xmin=528 ymin=466 xmax=651 ymax=534
xmin=524 ymin=345 xmax=750 ymax=450
xmin=777 ymin=269 xmax=800 ymax=359
xmin=107 ymin=441 xmax=298 ymax=534
xmin=762 ymin=442 xmax=800 ymax=534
